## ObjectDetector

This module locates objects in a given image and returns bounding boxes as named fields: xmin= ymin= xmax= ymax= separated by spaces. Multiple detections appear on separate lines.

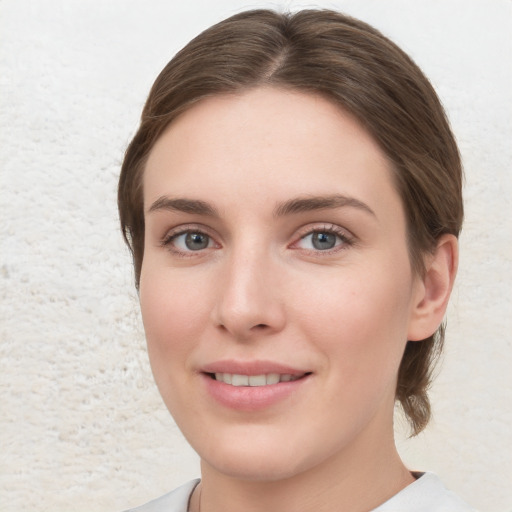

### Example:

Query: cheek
xmin=296 ymin=264 xmax=414 ymax=386
xmin=139 ymin=266 xmax=211 ymax=370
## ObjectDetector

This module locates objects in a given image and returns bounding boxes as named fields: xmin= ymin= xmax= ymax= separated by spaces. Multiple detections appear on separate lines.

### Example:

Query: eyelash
xmin=160 ymin=223 xmax=354 ymax=257
xmin=291 ymin=224 xmax=354 ymax=255
xmin=160 ymin=224 xmax=218 ymax=257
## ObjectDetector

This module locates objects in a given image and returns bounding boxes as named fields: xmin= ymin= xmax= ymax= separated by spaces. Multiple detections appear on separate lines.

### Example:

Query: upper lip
xmin=201 ymin=360 xmax=310 ymax=376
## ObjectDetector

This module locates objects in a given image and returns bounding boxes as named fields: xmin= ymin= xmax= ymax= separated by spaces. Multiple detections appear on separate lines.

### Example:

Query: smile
xmin=203 ymin=370 xmax=312 ymax=411
xmin=211 ymin=372 xmax=306 ymax=386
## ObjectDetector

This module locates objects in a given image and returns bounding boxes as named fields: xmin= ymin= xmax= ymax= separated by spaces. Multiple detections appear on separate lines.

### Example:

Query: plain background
xmin=1 ymin=1 xmax=511 ymax=511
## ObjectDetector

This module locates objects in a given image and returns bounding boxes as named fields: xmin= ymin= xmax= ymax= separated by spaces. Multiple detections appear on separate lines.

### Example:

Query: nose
xmin=211 ymin=247 xmax=286 ymax=340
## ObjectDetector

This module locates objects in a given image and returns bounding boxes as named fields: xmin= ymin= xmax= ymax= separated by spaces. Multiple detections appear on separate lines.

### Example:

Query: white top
xmin=124 ymin=473 xmax=477 ymax=512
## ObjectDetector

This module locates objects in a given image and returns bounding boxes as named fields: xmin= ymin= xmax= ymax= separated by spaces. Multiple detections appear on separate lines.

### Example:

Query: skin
xmin=140 ymin=87 xmax=457 ymax=512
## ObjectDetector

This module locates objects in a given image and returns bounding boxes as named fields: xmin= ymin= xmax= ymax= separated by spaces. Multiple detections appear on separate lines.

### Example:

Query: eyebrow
xmin=147 ymin=196 xmax=219 ymax=217
xmin=273 ymin=194 xmax=375 ymax=218
xmin=147 ymin=194 xmax=375 ymax=218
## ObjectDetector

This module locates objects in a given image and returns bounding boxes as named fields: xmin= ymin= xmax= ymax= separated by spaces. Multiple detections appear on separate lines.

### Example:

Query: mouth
xmin=201 ymin=362 xmax=312 ymax=410
xmin=207 ymin=372 xmax=310 ymax=387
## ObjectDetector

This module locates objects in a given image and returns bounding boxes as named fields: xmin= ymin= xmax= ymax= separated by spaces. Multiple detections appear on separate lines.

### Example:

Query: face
xmin=140 ymin=87 xmax=424 ymax=481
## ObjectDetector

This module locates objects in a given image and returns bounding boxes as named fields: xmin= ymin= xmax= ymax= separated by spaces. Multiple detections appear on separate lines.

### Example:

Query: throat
xmin=196 ymin=441 xmax=414 ymax=512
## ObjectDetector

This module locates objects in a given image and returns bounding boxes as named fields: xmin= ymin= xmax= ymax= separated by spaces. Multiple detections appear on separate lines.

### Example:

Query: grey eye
xmin=311 ymin=232 xmax=337 ymax=250
xmin=184 ymin=232 xmax=210 ymax=250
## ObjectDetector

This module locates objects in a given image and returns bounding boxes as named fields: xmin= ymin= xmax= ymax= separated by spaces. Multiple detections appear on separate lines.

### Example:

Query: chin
xmin=193 ymin=425 xmax=336 ymax=483
xmin=204 ymin=451 xmax=309 ymax=482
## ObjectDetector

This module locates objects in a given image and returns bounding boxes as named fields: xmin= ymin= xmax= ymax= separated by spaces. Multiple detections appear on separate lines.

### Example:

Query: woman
xmin=118 ymin=9 xmax=475 ymax=512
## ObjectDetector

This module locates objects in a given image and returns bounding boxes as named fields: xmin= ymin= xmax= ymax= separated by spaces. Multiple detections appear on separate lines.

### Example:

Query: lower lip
xmin=201 ymin=373 xmax=311 ymax=411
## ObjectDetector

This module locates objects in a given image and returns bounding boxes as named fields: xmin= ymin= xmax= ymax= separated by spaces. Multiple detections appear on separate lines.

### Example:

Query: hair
xmin=118 ymin=9 xmax=463 ymax=435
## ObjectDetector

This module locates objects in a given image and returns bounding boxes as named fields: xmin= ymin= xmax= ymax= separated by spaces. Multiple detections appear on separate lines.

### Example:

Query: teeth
xmin=248 ymin=375 xmax=266 ymax=386
xmin=232 ymin=374 xmax=249 ymax=386
xmin=266 ymin=373 xmax=280 ymax=385
xmin=213 ymin=373 xmax=303 ymax=386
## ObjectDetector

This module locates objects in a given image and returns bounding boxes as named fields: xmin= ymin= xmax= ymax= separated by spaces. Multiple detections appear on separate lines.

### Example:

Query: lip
xmin=201 ymin=359 xmax=308 ymax=376
xmin=200 ymin=359 xmax=312 ymax=411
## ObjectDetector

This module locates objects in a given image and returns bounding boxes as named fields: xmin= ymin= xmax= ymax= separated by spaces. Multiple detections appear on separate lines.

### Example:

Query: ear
xmin=408 ymin=234 xmax=459 ymax=341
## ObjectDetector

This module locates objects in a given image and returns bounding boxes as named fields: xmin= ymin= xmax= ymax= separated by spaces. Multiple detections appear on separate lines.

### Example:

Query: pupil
xmin=185 ymin=232 xmax=209 ymax=250
xmin=312 ymin=232 xmax=336 ymax=250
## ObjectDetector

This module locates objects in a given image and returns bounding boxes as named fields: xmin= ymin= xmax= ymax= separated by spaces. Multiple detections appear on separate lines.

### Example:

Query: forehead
xmin=143 ymin=87 xmax=400 ymax=218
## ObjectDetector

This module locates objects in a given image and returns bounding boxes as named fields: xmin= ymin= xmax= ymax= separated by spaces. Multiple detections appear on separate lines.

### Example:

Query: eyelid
xmin=160 ymin=223 xmax=221 ymax=255
xmin=158 ymin=222 xmax=354 ymax=256
xmin=289 ymin=223 xmax=355 ymax=252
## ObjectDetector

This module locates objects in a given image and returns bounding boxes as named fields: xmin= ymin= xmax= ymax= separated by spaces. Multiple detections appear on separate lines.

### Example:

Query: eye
xmin=162 ymin=229 xmax=217 ymax=254
xmin=293 ymin=226 xmax=353 ymax=252
xmin=307 ymin=231 xmax=338 ymax=250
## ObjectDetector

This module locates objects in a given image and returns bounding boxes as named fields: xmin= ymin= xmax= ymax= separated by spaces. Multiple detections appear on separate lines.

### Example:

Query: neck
xmin=194 ymin=422 xmax=414 ymax=512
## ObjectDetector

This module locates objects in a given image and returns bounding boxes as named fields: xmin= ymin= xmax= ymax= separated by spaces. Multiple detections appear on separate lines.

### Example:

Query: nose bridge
xmin=213 ymin=239 xmax=284 ymax=337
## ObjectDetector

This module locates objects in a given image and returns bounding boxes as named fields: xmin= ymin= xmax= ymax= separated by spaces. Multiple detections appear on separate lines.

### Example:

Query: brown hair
xmin=118 ymin=9 xmax=463 ymax=435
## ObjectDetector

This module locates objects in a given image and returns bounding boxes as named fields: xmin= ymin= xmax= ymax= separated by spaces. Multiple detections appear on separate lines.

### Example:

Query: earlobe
xmin=408 ymin=234 xmax=459 ymax=341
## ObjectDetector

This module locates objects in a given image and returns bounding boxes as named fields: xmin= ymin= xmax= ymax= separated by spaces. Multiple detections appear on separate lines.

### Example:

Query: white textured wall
xmin=1 ymin=1 xmax=510 ymax=511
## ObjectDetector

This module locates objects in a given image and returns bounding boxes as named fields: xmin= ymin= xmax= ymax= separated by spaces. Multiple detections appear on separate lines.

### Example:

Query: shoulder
xmin=373 ymin=472 xmax=477 ymax=512
xmin=122 ymin=479 xmax=200 ymax=512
